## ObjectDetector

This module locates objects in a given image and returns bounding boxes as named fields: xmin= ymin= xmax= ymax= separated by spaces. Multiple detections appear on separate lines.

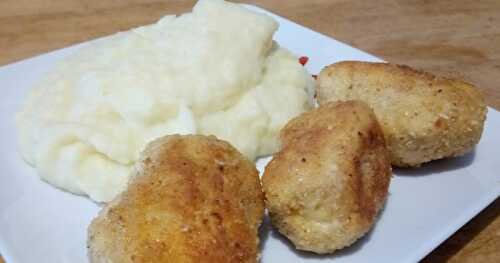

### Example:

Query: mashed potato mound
xmin=16 ymin=0 xmax=314 ymax=202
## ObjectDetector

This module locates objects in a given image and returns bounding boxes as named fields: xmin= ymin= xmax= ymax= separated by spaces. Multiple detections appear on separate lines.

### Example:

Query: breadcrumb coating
xmin=263 ymin=101 xmax=392 ymax=254
xmin=88 ymin=135 xmax=264 ymax=263
xmin=317 ymin=61 xmax=487 ymax=167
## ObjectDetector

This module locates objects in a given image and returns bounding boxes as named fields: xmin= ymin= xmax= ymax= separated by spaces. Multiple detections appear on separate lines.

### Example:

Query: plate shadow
xmin=394 ymin=149 xmax=476 ymax=177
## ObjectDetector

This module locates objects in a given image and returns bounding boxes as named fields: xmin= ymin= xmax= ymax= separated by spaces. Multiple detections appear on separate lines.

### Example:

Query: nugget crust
xmin=317 ymin=61 xmax=487 ymax=167
xmin=88 ymin=135 xmax=264 ymax=263
xmin=262 ymin=101 xmax=392 ymax=254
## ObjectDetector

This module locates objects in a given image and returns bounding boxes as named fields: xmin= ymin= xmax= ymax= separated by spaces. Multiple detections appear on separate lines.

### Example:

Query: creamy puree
xmin=16 ymin=0 xmax=314 ymax=202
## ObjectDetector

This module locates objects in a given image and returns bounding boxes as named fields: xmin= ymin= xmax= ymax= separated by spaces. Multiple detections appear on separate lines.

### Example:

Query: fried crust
xmin=317 ymin=61 xmax=487 ymax=167
xmin=88 ymin=135 xmax=264 ymax=263
xmin=262 ymin=101 xmax=392 ymax=254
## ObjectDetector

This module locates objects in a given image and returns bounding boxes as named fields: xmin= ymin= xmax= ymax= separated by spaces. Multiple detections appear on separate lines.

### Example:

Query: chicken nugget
xmin=262 ymin=101 xmax=392 ymax=254
xmin=317 ymin=61 xmax=487 ymax=167
xmin=88 ymin=135 xmax=264 ymax=263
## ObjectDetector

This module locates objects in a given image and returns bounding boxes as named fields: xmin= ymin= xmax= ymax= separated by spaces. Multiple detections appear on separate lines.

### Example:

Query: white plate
xmin=0 ymin=5 xmax=499 ymax=263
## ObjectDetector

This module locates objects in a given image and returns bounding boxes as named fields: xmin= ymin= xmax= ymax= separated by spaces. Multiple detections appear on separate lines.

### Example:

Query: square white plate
xmin=0 ymin=5 xmax=499 ymax=263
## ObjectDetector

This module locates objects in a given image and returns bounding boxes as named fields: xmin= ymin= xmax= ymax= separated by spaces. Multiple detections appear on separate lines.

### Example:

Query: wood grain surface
xmin=0 ymin=0 xmax=498 ymax=262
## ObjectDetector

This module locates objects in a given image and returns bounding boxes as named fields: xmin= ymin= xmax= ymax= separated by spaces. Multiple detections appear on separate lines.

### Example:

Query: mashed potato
xmin=16 ymin=0 xmax=314 ymax=202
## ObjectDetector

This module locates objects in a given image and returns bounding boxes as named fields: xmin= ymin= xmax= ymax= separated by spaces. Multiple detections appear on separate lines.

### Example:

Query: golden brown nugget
xmin=262 ymin=101 xmax=392 ymax=254
xmin=88 ymin=135 xmax=264 ymax=263
xmin=317 ymin=61 xmax=487 ymax=167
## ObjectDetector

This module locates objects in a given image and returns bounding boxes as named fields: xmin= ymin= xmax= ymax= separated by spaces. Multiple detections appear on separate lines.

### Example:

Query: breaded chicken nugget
xmin=317 ymin=61 xmax=487 ymax=167
xmin=262 ymin=101 xmax=392 ymax=254
xmin=88 ymin=135 xmax=264 ymax=263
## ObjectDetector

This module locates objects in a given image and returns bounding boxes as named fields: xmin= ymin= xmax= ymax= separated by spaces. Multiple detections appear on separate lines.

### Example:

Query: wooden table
xmin=0 ymin=0 xmax=498 ymax=262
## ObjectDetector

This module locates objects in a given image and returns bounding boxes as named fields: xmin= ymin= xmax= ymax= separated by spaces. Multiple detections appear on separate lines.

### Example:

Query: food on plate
xmin=87 ymin=135 xmax=264 ymax=263
xmin=316 ymin=61 xmax=487 ymax=167
xmin=15 ymin=0 xmax=314 ymax=202
xmin=262 ymin=101 xmax=392 ymax=254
